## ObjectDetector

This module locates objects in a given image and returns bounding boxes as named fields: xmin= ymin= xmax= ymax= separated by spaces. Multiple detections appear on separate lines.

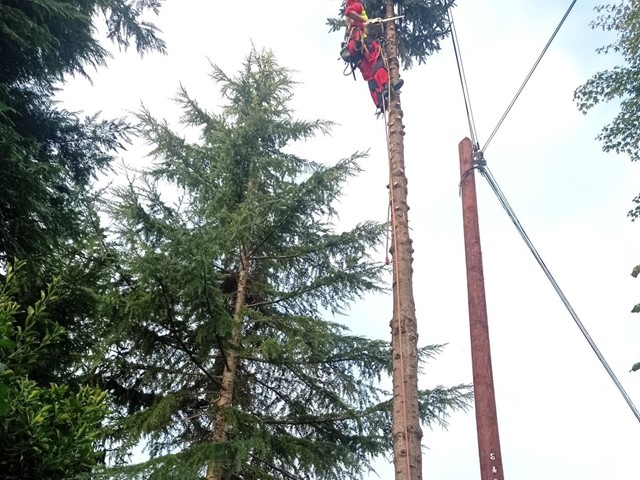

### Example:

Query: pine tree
xmin=329 ymin=2 xmax=455 ymax=479
xmin=96 ymin=48 xmax=470 ymax=480
xmin=0 ymin=0 xmax=165 ymax=265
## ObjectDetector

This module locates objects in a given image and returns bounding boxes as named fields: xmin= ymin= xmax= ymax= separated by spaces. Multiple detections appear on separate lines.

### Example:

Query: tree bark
xmin=206 ymin=245 xmax=250 ymax=480
xmin=384 ymin=2 xmax=422 ymax=480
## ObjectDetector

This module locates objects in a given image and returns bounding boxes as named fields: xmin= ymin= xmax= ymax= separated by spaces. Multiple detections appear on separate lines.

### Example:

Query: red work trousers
xmin=347 ymin=29 xmax=389 ymax=108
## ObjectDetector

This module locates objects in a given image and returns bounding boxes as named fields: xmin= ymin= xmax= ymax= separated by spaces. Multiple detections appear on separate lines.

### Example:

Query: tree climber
xmin=341 ymin=0 xmax=403 ymax=112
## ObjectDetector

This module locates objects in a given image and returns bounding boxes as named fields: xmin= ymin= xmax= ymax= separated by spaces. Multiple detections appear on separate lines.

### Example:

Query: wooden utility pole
xmin=458 ymin=137 xmax=505 ymax=480
xmin=384 ymin=1 xmax=422 ymax=479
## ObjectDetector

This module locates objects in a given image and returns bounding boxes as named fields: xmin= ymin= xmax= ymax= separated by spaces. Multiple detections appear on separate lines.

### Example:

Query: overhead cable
xmin=479 ymin=163 xmax=640 ymax=424
xmin=449 ymin=8 xmax=479 ymax=147
xmin=482 ymin=0 xmax=578 ymax=153
xmin=449 ymin=0 xmax=640 ymax=423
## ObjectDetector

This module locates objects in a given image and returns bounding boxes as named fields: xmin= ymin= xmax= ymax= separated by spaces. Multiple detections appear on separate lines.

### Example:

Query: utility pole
xmin=458 ymin=137 xmax=505 ymax=480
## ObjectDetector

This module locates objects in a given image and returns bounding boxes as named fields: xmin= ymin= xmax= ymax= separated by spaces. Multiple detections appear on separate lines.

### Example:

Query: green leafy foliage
xmin=574 ymin=1 xmax=640 ymax=219
xmin=576 ymin=3 xmax=640 ymax=373
xmin=327 ymin=0 xmax=455 ymax=68
xmin=631 ymin=265 xmax=640 ymax=370
xmin=0 ymin=261 xmax=109 ymax=479
xmin=95 ymin=48 xmax=471 ymax=479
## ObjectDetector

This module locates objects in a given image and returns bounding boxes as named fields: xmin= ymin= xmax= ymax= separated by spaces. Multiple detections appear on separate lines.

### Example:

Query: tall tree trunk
xmin=384 ymin=1 xmax=422 ymax=480
xmin=206 ymin=245 xmax=250 ymax=480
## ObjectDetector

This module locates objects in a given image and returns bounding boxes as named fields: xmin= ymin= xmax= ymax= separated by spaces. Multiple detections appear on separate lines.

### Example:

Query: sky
xmin=58 ymin=1 xmax=640 ymax=478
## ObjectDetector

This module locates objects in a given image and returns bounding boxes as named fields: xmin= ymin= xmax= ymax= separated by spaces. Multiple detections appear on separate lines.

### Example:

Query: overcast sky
xmin=58 ymin=1 xmax=640 ymax=478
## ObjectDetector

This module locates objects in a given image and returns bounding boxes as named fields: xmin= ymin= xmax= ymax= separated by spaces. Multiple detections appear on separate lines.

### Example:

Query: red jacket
xmin=345 ymin=1 xmax=368 ymax=28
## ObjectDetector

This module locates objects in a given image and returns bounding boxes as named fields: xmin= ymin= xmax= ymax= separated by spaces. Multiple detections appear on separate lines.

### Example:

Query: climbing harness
xmin=340 ymin=25 xmax=376 ymax=67
xmin=340 ymin=14 xmax=404 ymax=114
xmin=378 ymin=47 xmax=394 ymax=115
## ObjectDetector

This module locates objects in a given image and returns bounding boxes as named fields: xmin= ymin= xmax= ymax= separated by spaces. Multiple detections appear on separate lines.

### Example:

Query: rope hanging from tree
xmin=383 ymin=104 xmax=414 ymax=477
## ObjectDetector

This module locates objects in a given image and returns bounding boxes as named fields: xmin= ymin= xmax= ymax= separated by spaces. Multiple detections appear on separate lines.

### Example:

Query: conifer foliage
xmin=327 ymin=0 xmax=454 ymax=67
xmin=0 ymin=0 xmax=165 ymax=263
xmin=98 ymin=49 xmax=469 ymax=480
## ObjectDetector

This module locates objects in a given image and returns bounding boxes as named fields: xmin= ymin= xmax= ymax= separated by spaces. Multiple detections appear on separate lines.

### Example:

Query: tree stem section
xmin=206 ymin=245 xmax=250 ymax=480
xmin=385 ymin=2 xmax=423 ymax=480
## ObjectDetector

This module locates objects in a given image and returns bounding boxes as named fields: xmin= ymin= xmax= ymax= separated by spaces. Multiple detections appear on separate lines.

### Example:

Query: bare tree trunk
xmin=206 ymin=245 xmax=250 ymax=480
xmin=384 ymin=2 xmax=422 ymax=480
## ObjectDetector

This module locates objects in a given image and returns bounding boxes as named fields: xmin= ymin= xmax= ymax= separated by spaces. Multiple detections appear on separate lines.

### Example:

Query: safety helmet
xmin=346 ymin=0 xmax=358 ymax=4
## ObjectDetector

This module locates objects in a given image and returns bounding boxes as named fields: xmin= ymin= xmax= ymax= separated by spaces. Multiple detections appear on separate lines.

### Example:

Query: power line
xmin=479 ymin=163 xmax=640 ymax=424
xmin=482 ymin=0 xmax=578 ymax=153
xmin=449 ymin=0 xmax=640 ymax=423
xmin=448 ymin=8 xmax=479 ymax=147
